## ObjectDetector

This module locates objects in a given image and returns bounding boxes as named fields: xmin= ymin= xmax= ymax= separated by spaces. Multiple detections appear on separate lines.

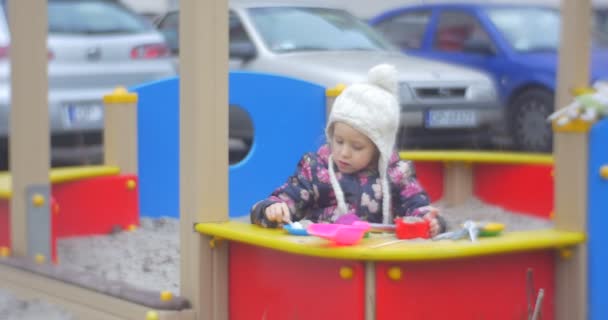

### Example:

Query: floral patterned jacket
xmin=251 ymin=145 xmax=439 ymax=229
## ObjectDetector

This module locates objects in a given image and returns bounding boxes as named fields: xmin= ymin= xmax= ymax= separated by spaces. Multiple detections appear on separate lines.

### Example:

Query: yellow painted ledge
xmin=0 ymin=165 xmax=120 ymax=199
xmin=195 ymin=221 xmax=585 ymax=261
xmin=399 ymin=150 xmax=553 ymax=165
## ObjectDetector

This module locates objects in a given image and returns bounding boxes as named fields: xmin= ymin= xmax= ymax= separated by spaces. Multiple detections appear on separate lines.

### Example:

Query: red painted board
xmin=474 ymin=164 xmax=553 ymax=218
xmin=229 ymin=242 xmax=365 ymax=320
xmin=413 ymin=161 xmax=443 ymax=202
xmin=52 ymin=175 xmax=139 ymax=237
xmin=376 ymin=251 xmax=555 ymax=320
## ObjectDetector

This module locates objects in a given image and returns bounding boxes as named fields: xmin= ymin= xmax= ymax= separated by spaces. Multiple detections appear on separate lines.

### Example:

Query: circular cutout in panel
xmin=229 ymin=104 xmax=254 ymax=164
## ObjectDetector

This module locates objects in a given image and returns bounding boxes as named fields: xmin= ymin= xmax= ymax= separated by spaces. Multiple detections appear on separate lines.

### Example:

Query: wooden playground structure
xmin=0 ymin=0 xmax=603 ymax=319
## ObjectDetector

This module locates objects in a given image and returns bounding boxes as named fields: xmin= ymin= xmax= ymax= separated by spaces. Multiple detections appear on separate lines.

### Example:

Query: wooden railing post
xmin=103 ymin=87 xmax=138 ymax=174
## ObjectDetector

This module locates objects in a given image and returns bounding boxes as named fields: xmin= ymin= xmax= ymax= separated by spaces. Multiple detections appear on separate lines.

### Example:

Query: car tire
xmin=509 ymin=88 xmax=554 ymax=152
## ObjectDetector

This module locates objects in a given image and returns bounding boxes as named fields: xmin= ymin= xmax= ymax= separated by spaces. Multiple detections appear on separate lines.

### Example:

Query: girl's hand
xmin=421 ymin=206 xmax=442 ymax=237
xmin=265 ymin=202 xmax=292 ymax=225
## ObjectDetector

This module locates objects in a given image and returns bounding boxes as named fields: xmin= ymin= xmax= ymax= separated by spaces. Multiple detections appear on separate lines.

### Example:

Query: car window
xmin=374 ymin=10 xmax=431 ymax=50
xmin=593 ymin=8 xmax=608 ymax=46
xmin=434 ymin=11 xmax=491 ymax=52
xmin=48 ymin=0 xmax=151 ymax=34
xmin=487 ymin=7 xmax=560 ymax=52
xmin=229 ymin=12 xmax=253 ymax=45
xmin=247 ymin=7 xmax=394 ymax=53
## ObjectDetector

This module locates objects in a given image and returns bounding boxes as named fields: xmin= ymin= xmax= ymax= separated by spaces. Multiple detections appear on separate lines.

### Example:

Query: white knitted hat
xmin=326 ymin=64 xmax=401 ymax=224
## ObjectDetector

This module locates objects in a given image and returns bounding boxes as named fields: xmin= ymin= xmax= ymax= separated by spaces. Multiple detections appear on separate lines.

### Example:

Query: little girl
xmin=250 ymin=64 xmax=446 ymax=236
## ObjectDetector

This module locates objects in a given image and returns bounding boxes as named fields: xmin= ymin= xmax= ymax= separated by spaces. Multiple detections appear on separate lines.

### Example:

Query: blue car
xmin=370 ymin=3 xmax=608 ymax=152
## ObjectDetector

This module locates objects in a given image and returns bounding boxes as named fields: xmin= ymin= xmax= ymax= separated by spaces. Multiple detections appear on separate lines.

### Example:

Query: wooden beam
xmin=179 ymin=0 xmax=229 ymax=319
xmin=442 ymin=162 xmax=473 ymax=206
xmin=103 ymin=88 xmax=139 ymax=175
xmin=8 ymin=0 xmax=50 ymax=258
xmin=0 ymin=262 xmax=194 ymax=320
xmin=554 ymin=1 xmax=590 ymax=319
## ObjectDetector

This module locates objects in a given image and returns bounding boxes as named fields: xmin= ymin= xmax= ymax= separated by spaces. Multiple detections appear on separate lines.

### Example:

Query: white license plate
xmin=63 ymin=102 xmax=103 ymax=127
xmin=425 ymin=110 xmax=478 ymax=128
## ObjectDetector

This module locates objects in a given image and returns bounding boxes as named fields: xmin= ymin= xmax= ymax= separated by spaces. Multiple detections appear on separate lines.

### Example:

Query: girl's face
xmin=330 ymin=122 xmax=377 ymax=174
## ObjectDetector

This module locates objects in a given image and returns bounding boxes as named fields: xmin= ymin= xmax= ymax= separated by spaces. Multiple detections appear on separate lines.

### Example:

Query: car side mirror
xmin=230 ymin=42 xmax=256 ymax=62
xmin=463 ymin=38 xmax=495 ymax=56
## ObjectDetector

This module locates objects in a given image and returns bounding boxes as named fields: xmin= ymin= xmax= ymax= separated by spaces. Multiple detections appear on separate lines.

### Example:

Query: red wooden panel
xmin=52 ymin=175 xmax=139 ymax=237
xmin=0 ymin=199 xmax=9 ymax=249
xmin=229 ymin=243 xmax=365 ymax=320
xmin=413 ymin=161 xmax=443 ymax=202
xmin=474 ymin=164 xmax=553 ymax=218
xmin=376 ymin=251 xmax=555 ymax=320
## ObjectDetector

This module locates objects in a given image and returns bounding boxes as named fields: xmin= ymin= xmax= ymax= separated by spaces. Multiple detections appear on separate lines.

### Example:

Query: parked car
xmin=155 ymin=1 xmax=502 ymax=153
xmin=370 ymin=2 xmax=608 ymax=152
xmin=0 ymin=0 xmax=176 ymax=170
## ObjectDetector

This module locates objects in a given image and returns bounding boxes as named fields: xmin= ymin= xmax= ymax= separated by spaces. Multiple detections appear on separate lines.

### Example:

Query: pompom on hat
xmin=326 ymin=64 xmax=401 ymax=224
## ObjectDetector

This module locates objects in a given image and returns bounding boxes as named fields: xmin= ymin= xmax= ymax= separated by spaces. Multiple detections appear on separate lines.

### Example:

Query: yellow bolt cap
xmin=32 ymin=194 xmax=45 ymax=207
xmin=600 ymin=165 xmax=608 ymax=179
xmin=160 ymin=291 xmax=173 ymax=301
xmin=387 ymin=266 xmax=402 ymax=281
xmin=0 ymin=246 xmax=10 ymax=257
xmin=339 ymin=266 xmax=354 ymax=280
xmin=146 ymin=310 xmax=159 ymax=320
xmin=34 ymin=254 xmax=46 ymax=264
xmin=126 ymin=179 xmax=137 ymax=190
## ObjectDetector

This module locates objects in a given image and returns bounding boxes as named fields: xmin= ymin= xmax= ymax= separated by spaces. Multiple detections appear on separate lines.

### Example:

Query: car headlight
xmin=466 ymin=83 xmax=497 ymax=101
xmin=398 ymin=82 xmax=414 ymax=104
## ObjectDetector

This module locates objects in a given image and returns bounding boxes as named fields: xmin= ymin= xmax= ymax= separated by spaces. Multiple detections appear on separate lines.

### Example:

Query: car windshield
xmin=247 ymin=7 xmax=394 ymax=53
xmin=487 ymin=7 xmax=608 ymax=52
xmin=48 ymin=0 xmax=152 ymax=34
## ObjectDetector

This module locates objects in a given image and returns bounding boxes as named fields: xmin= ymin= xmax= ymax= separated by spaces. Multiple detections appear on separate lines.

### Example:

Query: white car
xmin=157 ymin=1 xmax=502 ymax=151
xmin=0 ymin=0 xmax=176 ymax=169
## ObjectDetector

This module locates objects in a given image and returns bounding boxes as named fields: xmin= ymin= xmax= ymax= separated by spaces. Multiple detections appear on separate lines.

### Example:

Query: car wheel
xmin=509 ymin=88 xmax=554 ymax=152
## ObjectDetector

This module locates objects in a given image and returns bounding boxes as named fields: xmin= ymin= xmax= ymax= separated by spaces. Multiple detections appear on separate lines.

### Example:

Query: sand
xmin=0 ymin=198 xmax=553 ymax=319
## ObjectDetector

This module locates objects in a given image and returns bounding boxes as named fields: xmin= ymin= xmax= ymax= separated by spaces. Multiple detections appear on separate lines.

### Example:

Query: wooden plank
xmin=179 ymin=0 xmax=229 ymax=319
xmin=554 ymin=0 xmax=590 ymax=319
xmin=7 ymin=0 xmax=50 ymax=257
xmin=103 ymin=89 xmax=138 ymax=174
xmin=443 ymin=162 xmax=472 ymax=206
xmin=0 ymin=262 xmax=194 ymax=320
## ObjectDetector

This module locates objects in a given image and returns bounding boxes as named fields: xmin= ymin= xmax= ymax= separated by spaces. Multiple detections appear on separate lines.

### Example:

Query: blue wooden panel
xmin=132 ymin=77 xmax=180 ymax=218
xmin=589 ymin=118 xmax=608 ymax=320
xmin=228 ymin=72 xmax=326 ymax=217
xmin=132 ymin=72 xmax=326 ymax=218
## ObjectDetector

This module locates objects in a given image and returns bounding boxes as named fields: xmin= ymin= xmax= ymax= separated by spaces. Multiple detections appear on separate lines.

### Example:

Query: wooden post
xmin=8 ymin=0 xmax=49 ymax=258
xmin=554 ymin=1 xmax=590 ymax=319
xmin=103 ymin=87 xmax=138 ymax=174
xmin=442 ymin=162 xmax=473 ymax=206
xmin=180 ymin=0 xmax=229 ymax=319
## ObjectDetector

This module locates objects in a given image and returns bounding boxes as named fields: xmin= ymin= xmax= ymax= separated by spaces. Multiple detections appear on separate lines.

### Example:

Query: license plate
xmin=63 ymin=102 xmax=104 ymax=127
xmin=425 ymin=110 xmax=478 ymax=128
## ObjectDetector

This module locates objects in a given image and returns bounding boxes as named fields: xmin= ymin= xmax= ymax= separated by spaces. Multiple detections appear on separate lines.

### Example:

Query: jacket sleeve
xmin=390 ymin=160 xmax=447 ymax=233
xmin=250 ymin=153 xmax=319 ymax=228
xmin=390 ymin=160 xmax=432 ymax=217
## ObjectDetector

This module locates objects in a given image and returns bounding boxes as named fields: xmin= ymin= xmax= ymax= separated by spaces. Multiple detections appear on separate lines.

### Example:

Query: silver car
xmin=0 ymin=0 xmax=176 ymax=169
xmin=157 ymin=1 xmax=501 ymax=152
